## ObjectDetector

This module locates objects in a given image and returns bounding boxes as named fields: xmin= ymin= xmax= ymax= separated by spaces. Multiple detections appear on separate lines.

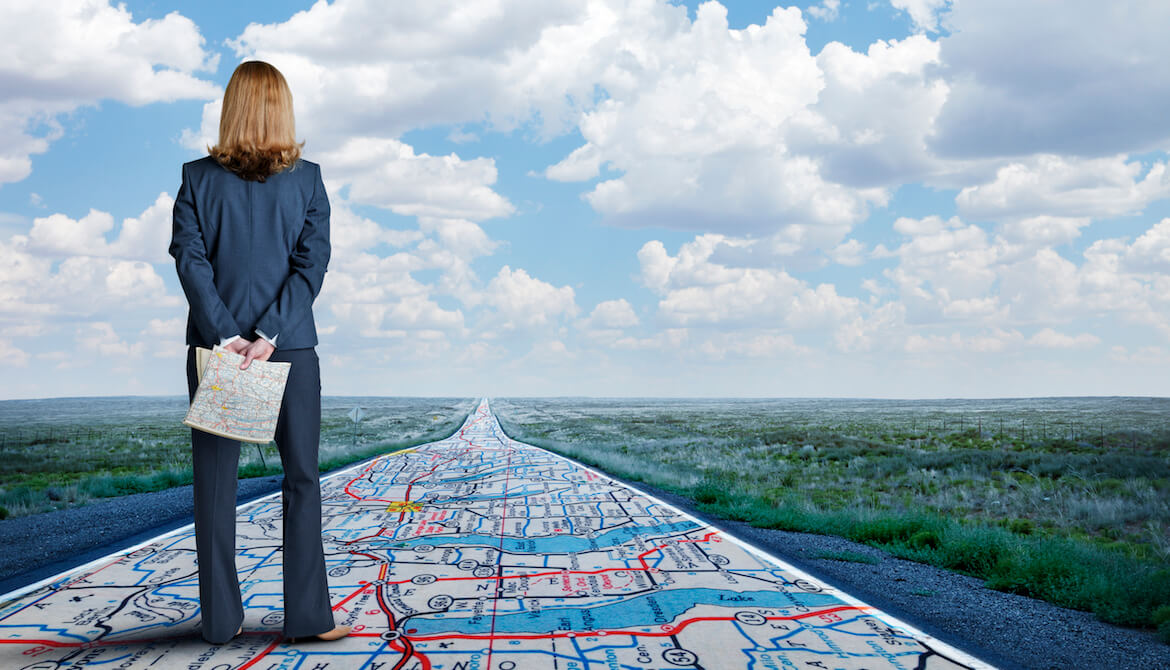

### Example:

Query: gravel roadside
xmin=1 ymin=468 xmax=1167 ymax=669
xmin=0 ymin=474 xmax=285 ymax=595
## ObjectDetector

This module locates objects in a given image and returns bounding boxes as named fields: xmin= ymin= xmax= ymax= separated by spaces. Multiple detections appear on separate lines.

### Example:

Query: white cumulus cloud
xmin=317 ymin=138 xmax=514 ymax=221
xmin=483 ymin=266 xmax=578 ymax=330
xmin=957 ymin=155 xmax=1170 ymax=222
xmin=0 ymin=1 xmax=218 ymax=184
xmin=26 ymin=193 xmax=174 ymax=263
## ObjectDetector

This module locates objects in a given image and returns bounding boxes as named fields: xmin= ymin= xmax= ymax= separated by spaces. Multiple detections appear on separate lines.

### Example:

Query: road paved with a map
xmin=0 ymin=399 xmax=994 ymax=669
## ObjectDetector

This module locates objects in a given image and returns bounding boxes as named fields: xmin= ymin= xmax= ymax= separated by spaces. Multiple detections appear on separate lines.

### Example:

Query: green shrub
xmin=986 ymin=539 xmax=1090 ymax=607
xmin=0 ymin=485 xmax=40 ymax=511
xmin=1007 ymin=518 xmax=1035 ymax=535
xmin=1156 ymin=605 xmax=1170 ymax=643
xmin=749 ymin=504 xmax=816 ymax=534
xmin=849 ymin=515 xmax=941 ymax=546
xmin=692 ymin=482 xmax=726 ymax=505
xmin=910 ymin=529 xmax=942 ymax=549
xmin=1154 ymin=604 xmax=1170 ymax=627
xmin=1091 ymin=567 xmax=1170 ymax=628
xmin=936 ymin=526 xmax=1014 ymax=575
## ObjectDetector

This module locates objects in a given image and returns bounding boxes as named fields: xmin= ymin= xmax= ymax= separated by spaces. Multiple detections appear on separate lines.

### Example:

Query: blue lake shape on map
xmin=383 ymin=521 xmax=702 ymax=554
xmin=407 ymin=588 xmax=844 ymax=635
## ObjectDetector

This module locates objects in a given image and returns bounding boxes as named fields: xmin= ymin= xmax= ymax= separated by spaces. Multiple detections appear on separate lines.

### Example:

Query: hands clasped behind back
xmin=224 ymin=337 xmax=275 ymax=370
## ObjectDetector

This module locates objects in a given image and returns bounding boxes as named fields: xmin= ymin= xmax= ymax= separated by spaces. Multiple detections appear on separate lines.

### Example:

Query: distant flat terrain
xmin=0 ymin=395 xmax=476 ymax=518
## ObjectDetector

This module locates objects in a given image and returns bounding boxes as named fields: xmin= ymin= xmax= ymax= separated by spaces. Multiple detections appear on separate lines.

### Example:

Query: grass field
xmin=491 ymin=397 xmax=1170 ymax=642
xmin=0 ymin=396 xmax=476 ymax=519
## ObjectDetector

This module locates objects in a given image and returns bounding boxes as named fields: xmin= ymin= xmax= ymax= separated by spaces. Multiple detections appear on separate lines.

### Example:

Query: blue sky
xmin=3 ymin=0 xmax=1170 ymax=399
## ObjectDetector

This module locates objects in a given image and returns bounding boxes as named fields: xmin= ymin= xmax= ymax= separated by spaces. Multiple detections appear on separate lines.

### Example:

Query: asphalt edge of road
xmin=0 ymin=445 xmax=419 ymax=603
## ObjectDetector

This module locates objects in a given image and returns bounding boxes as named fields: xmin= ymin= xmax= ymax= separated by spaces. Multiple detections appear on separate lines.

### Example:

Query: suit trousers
xmin=185 ymin=346 xmax=336 ymax=643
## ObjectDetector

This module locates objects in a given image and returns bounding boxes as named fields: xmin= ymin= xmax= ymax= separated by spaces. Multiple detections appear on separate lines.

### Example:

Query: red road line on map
xmin=309 ymin=559 xmax=435 ymax=670
xmin=484 ymin=433 xmax=513 ymax=670
xmin=1 ymin=631 xmax=289 ymax=653
xmin=321 ymin=420 xmax=722 ymax=662
xmin=341 ymin=527 xmax=387 ymax=546
xmin=371 ymin=564 xmax=429 ymax=670
xmin=342 ymin=458 xmax=393 ymax=500
xmin=238 ymin=637 xmax=283 ymax=668
xmin=343 ymin=531 xmax=718 ymax=590
xmin=332 ymin=582 xmax=371 ymax=611
xmin=388 ymin=637 xmax=432 ymax=670
xmin=374 ymin=576 xmax=430 ymax=670
xmin=342 ymin=408 xmax=485 ymax=504
xmin=331 ymin=523 xmax=705 ymax=618
xmin=331 ymin=560 xmax=389 ymax=612
xmin=341 ymin=407 xmax=484 ymax=502
xmin=8 ymin=632 xmax=288 ymax=670
xmin=635 ymin=531 xmax=719 ymax=570
xmin=341 ymin=448 xmax=468 ymax=504
xmin=396 ymin=449 xmax=473 ymax=522
xmin=384 ymin=564 xmax=658 ymax=587
xmin=57 ymin=555 xmax=124 ymax=590
xmin=403 ymin=605 xmax=872 ymax=643
xmin=0 ymin=639 xmax=77 ymax=648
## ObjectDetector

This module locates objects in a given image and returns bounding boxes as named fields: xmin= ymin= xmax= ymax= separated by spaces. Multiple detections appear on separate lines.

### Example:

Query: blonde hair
xmin=209 ymin=61 xmax=303 ymax=181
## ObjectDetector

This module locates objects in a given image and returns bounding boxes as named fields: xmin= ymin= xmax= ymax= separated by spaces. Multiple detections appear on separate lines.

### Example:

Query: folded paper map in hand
xmin=183 ymin=345 xmax=291 ymax=443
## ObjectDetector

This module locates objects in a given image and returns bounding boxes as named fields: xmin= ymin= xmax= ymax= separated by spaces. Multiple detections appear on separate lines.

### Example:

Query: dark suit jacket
xmin=170 ymin=156 xmax=330 ymax=350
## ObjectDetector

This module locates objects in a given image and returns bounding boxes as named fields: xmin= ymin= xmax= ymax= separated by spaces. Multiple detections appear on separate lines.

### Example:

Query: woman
xmin=169 ymin=60 xmax=350 ymax=645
